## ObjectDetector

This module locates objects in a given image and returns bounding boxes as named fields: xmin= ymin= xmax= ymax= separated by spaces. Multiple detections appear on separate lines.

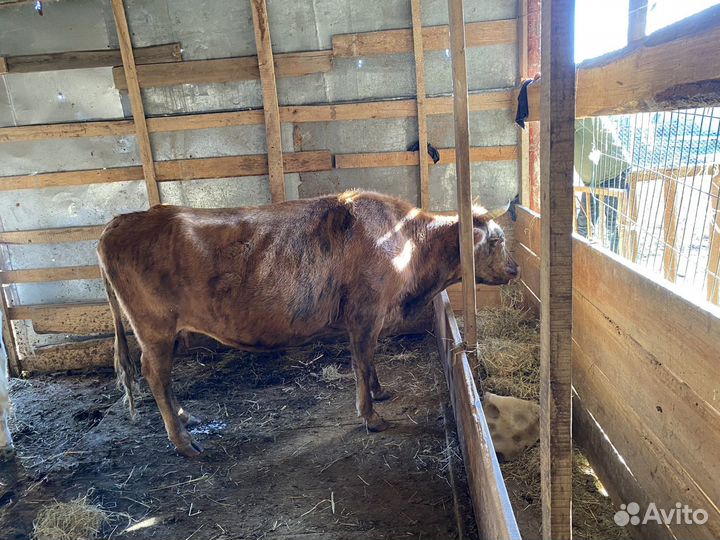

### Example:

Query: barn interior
xmin=1 ymin=0 xmax=719 ymax=539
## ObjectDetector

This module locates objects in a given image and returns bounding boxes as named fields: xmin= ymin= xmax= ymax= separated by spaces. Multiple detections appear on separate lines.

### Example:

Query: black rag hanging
xmin=515 ymin=79 xmax=534 ymax=129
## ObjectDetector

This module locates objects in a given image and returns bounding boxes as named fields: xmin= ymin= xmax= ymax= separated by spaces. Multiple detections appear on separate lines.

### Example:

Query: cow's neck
xmin=400 ymin=216 xmax=464 ymax=318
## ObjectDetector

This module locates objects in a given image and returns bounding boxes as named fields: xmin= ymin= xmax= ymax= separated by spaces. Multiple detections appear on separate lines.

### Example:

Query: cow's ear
xmin=473 ymin=226 xmax=487 ymax=245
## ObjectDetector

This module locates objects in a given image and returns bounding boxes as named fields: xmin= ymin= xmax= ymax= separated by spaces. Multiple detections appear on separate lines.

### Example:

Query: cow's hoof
xmin=372 ymin=389 xmax=393 ymax=402
xmin=177 ymin=439 xmax=204 ymax=458
xmin=0 ymin=447 xmax=16 ymax=462
xmin=365 ymin=412 xmax=389 ymax=432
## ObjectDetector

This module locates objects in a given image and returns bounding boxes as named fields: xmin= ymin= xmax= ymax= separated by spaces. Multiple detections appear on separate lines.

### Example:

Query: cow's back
xmin=98 ymin=193 xmax=413 ymax=349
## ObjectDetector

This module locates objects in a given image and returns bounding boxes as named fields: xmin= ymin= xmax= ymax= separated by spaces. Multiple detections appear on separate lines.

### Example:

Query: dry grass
xmin=501 ymin=446 xmax=626 ymax=540
xmin=32 ymin=496 xmax=108 ymax=540
xmin=468 ymin=283 xmax=628 ymax=540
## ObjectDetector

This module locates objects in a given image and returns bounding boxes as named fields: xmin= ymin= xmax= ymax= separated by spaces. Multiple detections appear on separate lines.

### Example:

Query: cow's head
xmin=470 ymin=205 xmax=519 ymax=286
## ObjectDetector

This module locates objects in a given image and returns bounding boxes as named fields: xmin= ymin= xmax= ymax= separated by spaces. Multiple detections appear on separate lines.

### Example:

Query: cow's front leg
xmin=349 ymin=325 xmax=388 ymax=432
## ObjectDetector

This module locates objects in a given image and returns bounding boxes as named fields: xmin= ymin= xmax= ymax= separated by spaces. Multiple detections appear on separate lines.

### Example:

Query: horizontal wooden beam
xmin=3 ymin=43 xmax=181 ymax=73
xmin=0 ymin=265 xmax=100 ymax=284
xmin=0 ymin=89 xmax=514 ymax=143
xmin=332 ymin=19 xmax=515 ymax=57
xmin=0 ymin=150 xmax=332 ymax=191
xmin=23 ymin=336 xmax=139 ymax=373
xmin=525 ymin=4 xmax=720 ymax=119
xmin=9 ymin=302 xmax=114 ymax=334
xmin=0 ymin=166 xmax=143 ymax=191
xmin=334 ymin=146 xmax=517 ymax=169
xmin=0 ymin=225 xmax=106 ymax=245
xmin=0 ymin=120 xmax=135 ymax=143
xmin=113 ymin=51 xmax=332 ymax=90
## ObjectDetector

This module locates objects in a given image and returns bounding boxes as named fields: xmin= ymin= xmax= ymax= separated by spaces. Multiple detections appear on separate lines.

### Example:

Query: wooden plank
xmin=573 ymin=392 xmax=673 ymax=540
xmin=111 ymin=0 xmax=161 ymax=206
xmin=515 ymin=204 xmax=541 ymax=254
xmin=0 ymin=151 xmax=331 ymax=191
xmin=574 ymin=237 xmax=720 ymax=411
xmin=3 ymin=43 xmax=182 ymax=73
xmin=0 ymin=166 xmax=143 ymax=191
xmin=573 ymin=320 xmax=720 ymax=539
xmin=23 ymin=336 xmax=139 ymax=373
xmin=447 ymin=0 xmax=478 ymax=353
xmin=446 ymin=283 xmax=502 ymax=311
xmin=0 ymin=265 xmax=100 ymax=284
xmin=334 ymin=146 xmax=517 ymax=169
xmin=525 ymin=4 xmax=720 ymax=119
xmin=0 ymin=225 xmax=105 ymax=245
xmin=251 ymin=0 xmax=285 ymax=203
xmin=0 ymin=57 xmax=7 ymax=75
xmin=332 ymin=19 xmax=515 ymax=57
xmin=9 ymin=303 xmax=114 ymax=334
xmin=662 ymin=179 xmax=679 ymax=282
xmin=112 ymin=51 xmax=332 ymax=90
xmin=539 ymin=0 xmax=575 ymax=536
xmin=706 ymin=173 xmax=720 ymax=304
xmin=573 ymin=289 xmax=720 ymax=508
xmin=520 ymin=222 xmax=720 ymax=415
xmin=155 ymin=151 xmax=330 ymax=180
xmin=432 ymin=291 xmax=521 ymax=540
xmin=627 ymin=0 xmax=648 ymax=43
xmin=0 ymin=120 xmax=135 ymax=143
xmin=0 ymin=90 xmax=514 ymax=143
xmin=573 ymin=343 xmax=719 ymax=540
xmin=410 ymin=0 xmax=430 ymax=210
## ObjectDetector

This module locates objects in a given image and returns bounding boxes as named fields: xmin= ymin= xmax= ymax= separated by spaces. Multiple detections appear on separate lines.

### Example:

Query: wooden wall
xmin=515 ymin=205 xmax=720 ymax=539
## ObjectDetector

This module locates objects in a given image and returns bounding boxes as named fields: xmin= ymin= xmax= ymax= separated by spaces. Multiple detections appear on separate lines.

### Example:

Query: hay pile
xmin=32 ymin=496 xmax=107 ymax=540
xmin=472 ymin=284 xmax=627 ymax=540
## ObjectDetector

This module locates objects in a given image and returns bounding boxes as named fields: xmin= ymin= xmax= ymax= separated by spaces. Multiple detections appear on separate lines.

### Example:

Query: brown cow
xmin=98 ymin=190 xmax=518 ymax=457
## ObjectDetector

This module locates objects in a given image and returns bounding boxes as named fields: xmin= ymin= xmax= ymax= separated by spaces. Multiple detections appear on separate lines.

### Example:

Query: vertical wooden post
xmin=584 ymin=193 xmax=592 ymax=238
xmin=110 ymin=0 xmax=161 ymax=207
xmin=539 ymin=1 xmax=575 ymax=539
xmin=527 ymin=0 xmax=542 ymax=211
xmin=599 ymin=193 xmax=606 ymax=246
xmin=447 ymin=0 xmax=477 ymax=352
xmin=251 ymin=0 xmax=286 ymax=203
xmin=662 ymin=179 xmax=679 ymax=282
xmin=626 ymin=177 xmax=640 ymax=261
xmin=628 ymin=0 xmax=648 ymax=43
xmin=0 ymin=286 xmax=21 ymax=376
xmin=706 ymin=173 xmax=720 ymax=304
xmin=617 ymin=190 xmax=629 ymax=256
xmin=518 ymin=0 xmax=531 ymax=207
xmin=411 ymin=0 xmax=430 ymax=210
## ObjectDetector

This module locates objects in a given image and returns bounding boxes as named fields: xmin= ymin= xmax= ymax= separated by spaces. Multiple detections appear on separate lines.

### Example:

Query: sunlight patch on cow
xmin=392 ymin=239 xmax=415 ymax=271
xmin=376 ymin=208 xmax=420 ymax=246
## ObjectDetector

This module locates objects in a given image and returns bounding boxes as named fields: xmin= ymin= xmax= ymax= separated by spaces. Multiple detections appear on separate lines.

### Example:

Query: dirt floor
xmin=0 ymin=333 xmax=479 ymax=540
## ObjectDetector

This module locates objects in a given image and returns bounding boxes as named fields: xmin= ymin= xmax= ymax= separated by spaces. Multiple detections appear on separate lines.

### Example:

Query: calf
xmin=98 ymin=191 xmax=518 ymax=457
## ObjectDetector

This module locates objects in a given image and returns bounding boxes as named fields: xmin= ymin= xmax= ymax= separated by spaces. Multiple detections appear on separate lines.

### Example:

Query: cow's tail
xmin=101 ymin=266 xmax=138 ymax=417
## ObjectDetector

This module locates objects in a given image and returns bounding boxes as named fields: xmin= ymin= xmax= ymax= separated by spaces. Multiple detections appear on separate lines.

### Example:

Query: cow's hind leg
xmin=368 ymin=364 xmax=392 ymax=402
xmin=170 ymin=394 xmax=201 ymax=428
xmin=141 ymin=341 xmax=203 ymax=458
xmin=348 ymin=324 xmax=388 ymax=432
